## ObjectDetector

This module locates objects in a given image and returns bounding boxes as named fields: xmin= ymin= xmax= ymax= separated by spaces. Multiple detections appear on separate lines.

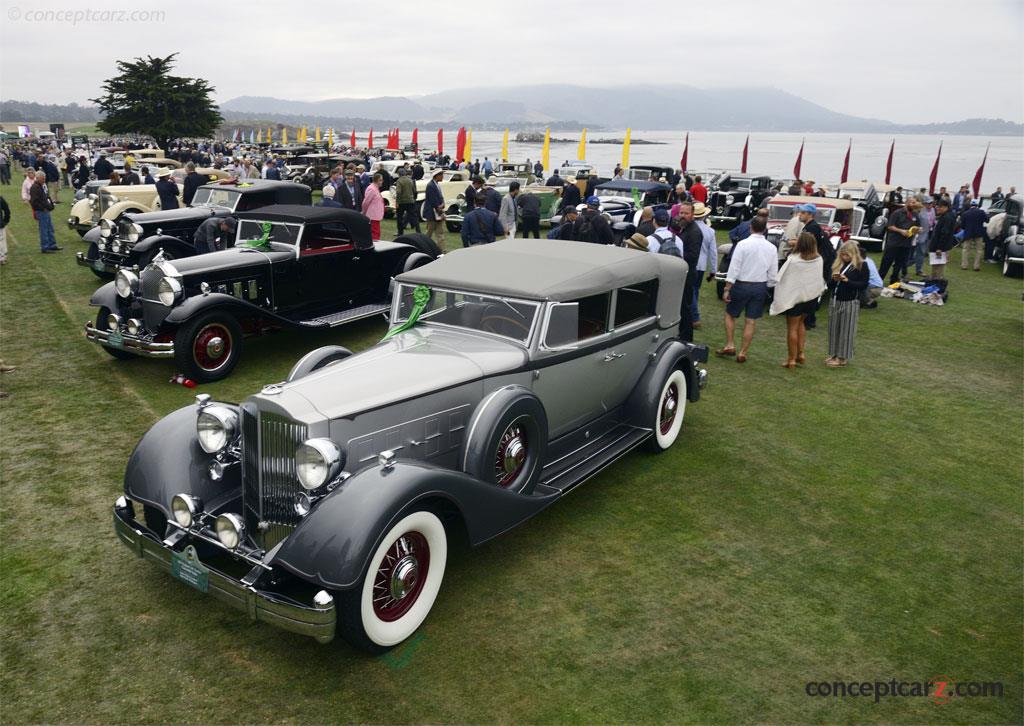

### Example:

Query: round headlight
xmin=171 ymin=493 xmax=202 ymax=528
xmin=726 ymin=194 xmax=735 ymax=205
xmin=114 ymin=269 xmax=139 ymax=298
xmin=88 ymin=193 xmax=98 ymax=201
xmin=296 ymin=438 xmax=343 ymax=491
xmin=215 ymin=513 xmax=245 ymax=549
xmin=196 ymin=405 xmax=238 ymax=454
xmin=100 ymin=218 xmax=113 ymax=238
xmin=97 ymin=241 xmax=107 ymax=251
xmin=127 ymin=222 xmax=144 ymax=244
xmin=157 ymin=276 xmax=182 ymax=306
xmin=106 ymin=313 xmax=121 ymax=331
xmin=126 ymin=318 xmax=141 ymax=335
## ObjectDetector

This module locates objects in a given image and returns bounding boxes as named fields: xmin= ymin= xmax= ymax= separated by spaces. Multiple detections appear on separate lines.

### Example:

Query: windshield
xmin=392 ymin=284 xmax=538 ymax=344
xmin=768 ymin=206 xmax=834 ymax=226
xmin=236 ymin=220 xmax=303 ymax=248
xmin=191 ymin=187 xmax=242 ymax=210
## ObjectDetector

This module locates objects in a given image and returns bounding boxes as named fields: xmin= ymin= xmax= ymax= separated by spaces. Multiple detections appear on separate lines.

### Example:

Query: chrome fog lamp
xmin=215 ymin=513 xmax=245 ymax=549
xmin=126 ymin=318 xmax=142 ymax=335
xmin=106 ymin=313 xmax=121 ymax=331
xmin=114 ymin=269 xmax=139 ymax=298
xmin=157 ymin=276 xmax=182 ymax=306
xmin=171 ymin=493 xmax=202 ymax=528
xmin=100 ymin=218 xmax=113 ymax=238
xmin=97 ymin=241 xmax=107 ymax=251
xmin=88 ymin=193 xmax=98 ymax=202
xmin=197 ymin=405 xmax=238 ymax=454
xmin=296 ymin=438 xmax=343 ymax=491
xmin=127 ymin=222 xmax=144 ymax=244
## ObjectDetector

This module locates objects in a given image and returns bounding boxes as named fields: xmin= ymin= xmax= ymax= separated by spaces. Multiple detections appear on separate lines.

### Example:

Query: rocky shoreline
xmin=514 ymin=132 xmax=664 ymax=145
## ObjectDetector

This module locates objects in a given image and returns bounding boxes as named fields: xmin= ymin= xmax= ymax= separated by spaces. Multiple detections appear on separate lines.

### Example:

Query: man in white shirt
xmin=716 ymin=215 xmax=777 ymax=363
xmin=645 ymin=208 xmax=681 ymax=255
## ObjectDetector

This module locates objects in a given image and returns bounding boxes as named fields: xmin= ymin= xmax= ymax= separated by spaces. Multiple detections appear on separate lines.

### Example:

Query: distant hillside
xmin=0 ymin=100 xmax=100 ymax=122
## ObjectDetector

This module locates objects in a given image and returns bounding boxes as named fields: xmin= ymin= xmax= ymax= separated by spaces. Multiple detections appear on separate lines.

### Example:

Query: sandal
xmin=826 ymin=358 xmax=847 ymax=367
xmin=736 ymin=354 xmax=747 ymax=363
xmin=781 ymin=361 xmax=796 ymax=369
xmin=796 ymin=354 xmax=806 ymax=365
xmin=715 ymin=347 xmax=736 ymax=357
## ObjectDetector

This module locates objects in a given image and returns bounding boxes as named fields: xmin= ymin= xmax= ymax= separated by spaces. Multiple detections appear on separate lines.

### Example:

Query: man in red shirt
xmin=690 ymin=175 xmax=707 ymax=204
xmin=803 ymin=179 xmax=815 ymax=195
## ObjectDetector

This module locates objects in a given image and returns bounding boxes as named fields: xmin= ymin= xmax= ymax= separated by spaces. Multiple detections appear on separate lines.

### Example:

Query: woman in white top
xmin=770 ymin=231 xmax=824 ymax=368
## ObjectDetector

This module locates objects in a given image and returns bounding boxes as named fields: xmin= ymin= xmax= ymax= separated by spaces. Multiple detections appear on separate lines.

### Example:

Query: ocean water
xmin=445 ymin=130 xmax=1022 ymax=193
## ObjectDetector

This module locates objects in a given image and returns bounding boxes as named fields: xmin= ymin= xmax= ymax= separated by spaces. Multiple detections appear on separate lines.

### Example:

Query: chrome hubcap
xmin=503 ymin=438 xmax=525 ymax=474
xmin=390 ymin=556 xmax=419 ymax=600
xmin=206 ymin=336 xmax=225 ymax=359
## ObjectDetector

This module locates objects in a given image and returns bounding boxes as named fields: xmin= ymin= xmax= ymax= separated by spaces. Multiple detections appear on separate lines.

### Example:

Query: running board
xmin=298 ymin=303 xmax=390 ymax=328
xmin=537 ymin=424 xmax=651 ymax=495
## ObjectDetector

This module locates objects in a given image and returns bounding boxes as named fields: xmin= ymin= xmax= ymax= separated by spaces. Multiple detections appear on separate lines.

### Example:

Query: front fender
xmin=89 ymin=281 xmax=119 ymax=310
xmin=83 ymin=226 xmax=102 ymax=245
xmin=163 ymin=293 xmax=286 ymax=327
xmin=132 ymin=234 xmax=194 ymax=260
xmin=123 ymin=404 xmax=240 ymax=515
xmin=103 ymin=199 xmax=155 ymax=221
xmin=273 ymin=461 xmax=558 ymax=591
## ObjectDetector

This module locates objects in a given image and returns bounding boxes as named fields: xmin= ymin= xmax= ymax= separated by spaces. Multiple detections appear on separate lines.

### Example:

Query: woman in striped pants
xmin=826 ymin=242 xmax=869 ymax=367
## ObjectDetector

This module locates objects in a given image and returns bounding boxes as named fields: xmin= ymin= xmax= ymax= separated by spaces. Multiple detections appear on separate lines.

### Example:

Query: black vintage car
xmin=84 ymin=206 xmax=440 ymax=382
xmin=75 ymin=180 xmax=312 ymax=278
xmin=987 ymin=194 xmax=1023 ymax=276
xmin=708 ymin=173 xmax=773 ymax=225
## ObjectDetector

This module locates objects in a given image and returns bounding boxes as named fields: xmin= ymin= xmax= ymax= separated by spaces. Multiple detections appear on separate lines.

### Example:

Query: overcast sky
xmin=1 ymin=0 xmax=1022 ymax=124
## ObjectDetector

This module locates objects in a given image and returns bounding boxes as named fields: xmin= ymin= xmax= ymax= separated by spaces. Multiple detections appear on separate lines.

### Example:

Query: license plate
xmin=171 ymin=545 xmax=209 ymax=593
xmin=106 ymin=331 xmax=124 ymax=348
xmin=92 ymin=258 xmax=105 ymax=272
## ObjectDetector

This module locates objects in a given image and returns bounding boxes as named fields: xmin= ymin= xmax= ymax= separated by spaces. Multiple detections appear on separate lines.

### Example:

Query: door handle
xmin=602 ymin=352 xmax=626 ymax=362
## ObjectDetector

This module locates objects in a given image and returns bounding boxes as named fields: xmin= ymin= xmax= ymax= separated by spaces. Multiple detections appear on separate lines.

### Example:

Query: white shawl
xmin=769 ymin=255 xmax=825 ymax=316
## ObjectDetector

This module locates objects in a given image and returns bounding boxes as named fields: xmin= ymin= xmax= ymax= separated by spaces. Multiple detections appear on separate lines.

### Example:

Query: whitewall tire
xmin=652 ymin=369 xmax=687 ymax=451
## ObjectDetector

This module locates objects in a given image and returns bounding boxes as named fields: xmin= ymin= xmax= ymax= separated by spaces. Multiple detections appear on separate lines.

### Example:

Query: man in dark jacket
xmin=154 ymin=169 xmax=180 ymax=210
xmin=41 ymin=156 xmax=61 ymax=201
xmin=394 ymin=168 xmax=420 ymax=235
xmin=0 ymin=194 xmax=10 ymax=265
xmin=424 ymin=168 xmax=446 ymax=246
xmin=559 ymin=180 xmax=581 ymax=213
xmin=796 ymin=203 xmax=835 ymax=329
xmin=483 ymin=184 xmax=502 ymax=214
xmin=880 ymin=198 xmax=920 ymax=284
xmin=555 ymin=206 xmax=580 ymax=240
xmin=517 ymin=191 xmax=542 ymax=238
xmin=263 ymin=160 xmax=281 ymax=180
xmin=959 ymin=199 xmax=988 ymax=271
xmin=464 ymin=176 xmax=484 ymax=211
xmin=75 ymin=156 xmax=91 ymax=187
xmin=545 ymin=170 xmax=561 ymax=187
xmin=461 ymin=192 xmax=504 ymax=246
xmin=675 ymin=202 xmax=704 ymax=341
xmin=29 ymin=175 xmax=60 ymax=252
xmin=575 ymin=197 xmax=613 ymax=245
xmin=182 ymin=162 xmax=206 ymax=206
xmin=337 ymin=170 xmax=363 ymax=211
xmin=120 ymin=164 xmax=141 ymax=186
xmin=93 ymin=153 xmax=114 ymax=180
xmin=928 ymin=198 xmax=956 ymax=280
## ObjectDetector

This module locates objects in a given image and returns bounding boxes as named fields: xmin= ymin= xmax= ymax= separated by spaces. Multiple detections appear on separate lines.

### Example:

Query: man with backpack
xmin=645 ymin=208 xmax=681 ymax=256
xmin=461 ymin=192 xmax=504 ymax=246
xmin=574 ymin=196 xmax=614 ymax=244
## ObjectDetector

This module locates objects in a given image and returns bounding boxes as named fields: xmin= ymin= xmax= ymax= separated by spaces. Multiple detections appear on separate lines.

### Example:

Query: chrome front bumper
xmin=114 ymin=499 xmax=336 ymax=643
xmin=710 ymin=214 xmax=741 ymax=224
xmin=75 ymin=251 xmax=120 ymax=274
xmin=84 ymin=322 xmax=175 ymax=358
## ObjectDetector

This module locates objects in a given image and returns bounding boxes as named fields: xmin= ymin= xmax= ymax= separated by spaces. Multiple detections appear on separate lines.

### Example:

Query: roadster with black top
xmin=112 ymin=239 xmax=709 ymax=652
xmin=84 ymin=206 xmax=440 ymax=382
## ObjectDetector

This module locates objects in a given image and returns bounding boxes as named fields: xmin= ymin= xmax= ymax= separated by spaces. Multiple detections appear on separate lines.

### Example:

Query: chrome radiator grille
xmin=240 ymin=405 xmax=308 ymax=550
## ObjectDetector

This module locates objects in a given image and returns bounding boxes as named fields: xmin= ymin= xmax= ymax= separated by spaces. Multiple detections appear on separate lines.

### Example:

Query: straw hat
xmin=626 ymin=233 xmax=649 ymax=251
xmin=692 ymin=202 xmax=711 ymax=219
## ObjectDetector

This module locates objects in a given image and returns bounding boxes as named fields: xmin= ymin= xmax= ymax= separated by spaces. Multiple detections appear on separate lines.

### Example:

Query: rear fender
xmin=625 ymin=340 xmax=705 ymax=427
xmin=273 ymin=461 xmax=557 ymax=590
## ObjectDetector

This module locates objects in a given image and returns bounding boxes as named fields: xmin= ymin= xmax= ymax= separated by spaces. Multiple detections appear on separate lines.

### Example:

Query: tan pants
xmin=425 ymin=217 xmax=447 ymax=248
xmin=961 ymin=237 xmax=983 ymax=270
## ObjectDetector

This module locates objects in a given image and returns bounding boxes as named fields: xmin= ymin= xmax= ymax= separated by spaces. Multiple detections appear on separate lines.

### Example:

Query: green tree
xmin=91 ymin=54 xmax=222 ymax=151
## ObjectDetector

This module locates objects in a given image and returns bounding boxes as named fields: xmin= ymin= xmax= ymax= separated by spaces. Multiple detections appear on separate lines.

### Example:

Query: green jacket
xmin=395 ymin=175 xmax=416 ymax=204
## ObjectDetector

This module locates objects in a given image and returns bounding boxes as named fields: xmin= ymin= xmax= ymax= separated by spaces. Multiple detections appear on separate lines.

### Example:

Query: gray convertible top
xmin=397 ymin=239 xmax=687 ymax=326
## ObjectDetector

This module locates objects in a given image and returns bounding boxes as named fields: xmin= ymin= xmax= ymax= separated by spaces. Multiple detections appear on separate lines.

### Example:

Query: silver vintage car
xmin=112 ymin=239 xmax=709 ymax=652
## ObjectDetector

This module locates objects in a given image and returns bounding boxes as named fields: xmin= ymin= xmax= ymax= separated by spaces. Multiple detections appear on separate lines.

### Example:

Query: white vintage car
xmin=382 ymin=170 xmax=473 ymax=219
xmin=68 ymin=183 xmax=183 ymax=236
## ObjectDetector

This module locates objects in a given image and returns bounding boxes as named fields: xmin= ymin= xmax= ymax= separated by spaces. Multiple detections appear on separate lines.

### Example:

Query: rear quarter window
xmin=614 ymin=280 xmax=658 ymax=327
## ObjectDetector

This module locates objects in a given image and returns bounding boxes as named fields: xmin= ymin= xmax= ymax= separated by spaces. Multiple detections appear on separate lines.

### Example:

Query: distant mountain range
xmin=3 ymin=86 xmax=1021 ymax=135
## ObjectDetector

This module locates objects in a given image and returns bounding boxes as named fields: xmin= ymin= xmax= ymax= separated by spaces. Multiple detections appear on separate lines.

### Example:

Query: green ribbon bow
xmin=632 ymin=187 xmax=643 ymax=209
xmin=240 ymin=221 xmax=273 ymax=250
xmin=382 ymin=285 xmax=431 ymax=340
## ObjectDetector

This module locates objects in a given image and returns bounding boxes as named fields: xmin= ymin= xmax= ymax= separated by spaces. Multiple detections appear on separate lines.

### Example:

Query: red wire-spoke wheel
xmin=371 ymin=531 xmax=430 ymax=622
xmin=649 ymin=368 xmax=687 ymax=452
xmin=494 ymin=418 xmax=529 ymax=488
xmin=659 ymin=382 xmax=679 ymax=435
xmin=193 ymin=323 xmax=233 ymax=372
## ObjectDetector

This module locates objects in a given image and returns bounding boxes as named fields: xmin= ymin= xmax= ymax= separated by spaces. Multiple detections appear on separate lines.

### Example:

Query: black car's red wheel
xmin=659 ymin=381 xmax=680 ymax=436
xmin=371 ymin=530 xmax=430 ymax=622
xmin=173 ymin=311 xmax=243 ymax=383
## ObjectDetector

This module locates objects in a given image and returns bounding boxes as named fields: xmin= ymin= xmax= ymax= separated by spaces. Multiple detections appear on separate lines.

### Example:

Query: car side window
xmin=614 ymin=280 xmax=658 ymax=328
xmin=545 ymin=293 xmax=610 ymax=348
xmin=302 ymin=223 xmax=353 ymax=253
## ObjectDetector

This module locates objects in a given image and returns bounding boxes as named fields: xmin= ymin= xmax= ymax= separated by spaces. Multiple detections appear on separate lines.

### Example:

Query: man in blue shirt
xmin=959 ymin=199 xmax=988 ymax=271
xmin=461 ymin=192 xmax=504 ymax=246
xmin=860 ymin=249 xmax=883 ymax=308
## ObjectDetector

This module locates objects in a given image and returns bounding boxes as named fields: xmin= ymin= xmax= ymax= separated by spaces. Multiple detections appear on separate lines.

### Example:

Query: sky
xmin=1 ymin=0 xmax=1022 ymax=124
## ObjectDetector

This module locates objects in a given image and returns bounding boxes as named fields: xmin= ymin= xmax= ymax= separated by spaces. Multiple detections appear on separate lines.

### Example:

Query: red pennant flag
xmin=971 ymin=143 xmax=989 ymax=199
xmin=928 ymin=142 xmax=942 ymax=195
xmin=680 ymin=132 xmax=689 ymax=172
xmin=884 ymin=140 xmax=894 ymax=185
xmin=741 ymin=135 xmax=749 ymax=173
xmin=350 ymin=129 xmax=356 ymax=147
xmin=840 ymin=139 xmax=851 ymax=184
xmin=793 ymin=139 xmax=804 ymax=179
xmin=368 ymin=128 xmax=374 ymax=149
xmin=456 ymin=127 xmax=467 ymax=163
xmin=412 ymin=128 xmax=418 ymax=151
xmin=437 ymin=128 xmax=444 ymax=156
xmin=388 ymin=128 xmax=400 ymax=150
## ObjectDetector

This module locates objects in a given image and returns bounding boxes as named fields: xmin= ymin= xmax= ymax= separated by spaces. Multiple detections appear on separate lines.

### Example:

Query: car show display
xmin=111 ymin=239 xmax=708 ymax=651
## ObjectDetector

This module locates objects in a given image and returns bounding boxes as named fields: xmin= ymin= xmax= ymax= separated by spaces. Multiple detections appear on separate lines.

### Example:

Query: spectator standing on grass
xmin=141 ymin=166 xmax=155 ymax=185
xmin=41 ymin=156 xmax=60 ymax=201
xmin=0 ymin=194 xmax=10 ymax=265
xmin=0 ymin=149 xmax=10 ymax=186
xmin=796 ymin=204 xmax=833 ymax=329
xmin=645 ymin=208 xmax=681 ymax=256
xmin=464 ymin=176 xmax=484 ymax=211
xmin=461 ymin=192 xmax=504 ymax=246
xmin=560 ymin=178 xmax=582 ymax=213
xmin=182 ymin=162 xmax=205 ymax=206
xmin=911 ymin=196 xmax=934 ymax=276
xmin=770 ymin=231 xmax=824 ymax=368
xmin=826 ymin=241 xmax=868 ymax=368
xmin=20 ymin=168 xmax=35 ymax=203
xmin=29 ymin=173 xmax=60 ymax=253
xmin=75 ymin=156 xmax=90 ymax=188
xmin=990 ymin=186 xmax=1004 ymax=204
xmin=394 ymin=167 xmax=420 ymax=235
xmin=155 ymin=168 xmax=179 ymax=210
xmin=93 ymin=153 xmax=113 ymax=180
xmin=338 ymin=170 xmax=363 ymax=211
xmin=498 ymin=181 xmax=520 ymax=239
xmin=635 ymin=207 xmax=656 ymax=238
xmin=676 ymin=201 xmax=705 ymax=342
xmin=361 ymin=173 xmax=385 ymax=240
xmin=691 ymin=203 xmax=717 ymax=330
xmin=425 ymin=168 xmax=447 ymax=247
xmin=516 ymin=189 xmax=542 ymax=239
xmin=317 ymin=185 xmax=343 ymax=208
xmin=689 ymin=175 xmax=707 ymax=204
xmin=960 ymin=199 xmax=988 ymax=271
xmin=716 ymin=215 xmax=776 ymax=363
xmin=576 ymin=196 xmax=614 ymax=245
xmin=880 ymin=198 xmax=920 ymax=284
xmin=483 ymin=183 xmax=502 ymax=214
xmin=555 ymin=206 xmax=580 ymax=240
xmin=929 ymin=198 xmax=957 ymax=279
xmin=121 ymin=164 xmax=141 ymax=186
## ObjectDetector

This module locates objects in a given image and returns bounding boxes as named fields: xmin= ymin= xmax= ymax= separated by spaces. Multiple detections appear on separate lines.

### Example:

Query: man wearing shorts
xmin=716 ymin=215 xmax=777 ymax=363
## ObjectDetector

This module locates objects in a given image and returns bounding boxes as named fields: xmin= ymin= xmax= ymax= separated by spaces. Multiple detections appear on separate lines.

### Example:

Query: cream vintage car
xmin=69 ymin=182 xmax=183 ymax=237
xmin=382 ymin=169 xmax=474 ymax=219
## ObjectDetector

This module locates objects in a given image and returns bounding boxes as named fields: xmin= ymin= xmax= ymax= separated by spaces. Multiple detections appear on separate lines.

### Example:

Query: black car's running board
xmin=535 ymin=424 xmax=651 ymax=497
xmin=298 ymin=303 xmax=391 ymax=328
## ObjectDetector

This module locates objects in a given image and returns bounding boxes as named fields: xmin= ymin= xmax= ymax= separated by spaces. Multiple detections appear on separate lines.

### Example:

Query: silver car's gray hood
xmin=256 ymin=326 xmax=529 ymax=421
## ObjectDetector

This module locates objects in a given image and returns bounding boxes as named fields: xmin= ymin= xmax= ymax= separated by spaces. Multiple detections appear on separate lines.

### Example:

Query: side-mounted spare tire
xmin=394 ymin=233 xmax=442 ymax=259
xmin=462 ymin=386 xmax=548 ymax=495
xmin=286 ymin=345 xmax=353 ymax=382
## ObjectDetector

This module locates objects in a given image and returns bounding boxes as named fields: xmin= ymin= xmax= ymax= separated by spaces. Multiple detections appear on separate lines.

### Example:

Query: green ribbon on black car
xmin=240 ymin=221 xmax=274 ymax=250
xmin=382 ymin=285 xmax=431 ymax=340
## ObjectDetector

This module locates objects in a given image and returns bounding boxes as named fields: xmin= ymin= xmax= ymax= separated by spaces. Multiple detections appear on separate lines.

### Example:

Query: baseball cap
xmin=586 ymin=195 xmax=600 ymax=207
xmin=797 ymin=203 xmax=817 ymax=215
xmin=970 ymin=199 xmax=979 ymax=205
xmin=653 ymin=208 xmax=670 ymax=223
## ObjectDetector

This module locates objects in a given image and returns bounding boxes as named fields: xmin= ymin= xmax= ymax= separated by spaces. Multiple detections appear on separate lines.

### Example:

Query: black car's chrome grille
xmin=118 ymin=219 xmax=136 ymax=247
xmin=240 ymin=406 xmax=308 ymax=551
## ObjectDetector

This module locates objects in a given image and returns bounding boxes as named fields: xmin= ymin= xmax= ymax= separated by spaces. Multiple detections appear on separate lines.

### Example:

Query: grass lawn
xmin=0 ymin=170 xmax=1021 ymax=724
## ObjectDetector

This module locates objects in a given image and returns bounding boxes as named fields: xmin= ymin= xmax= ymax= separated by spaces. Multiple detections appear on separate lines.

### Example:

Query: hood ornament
xmin=261 ymin=382 xmax=285 ymax=395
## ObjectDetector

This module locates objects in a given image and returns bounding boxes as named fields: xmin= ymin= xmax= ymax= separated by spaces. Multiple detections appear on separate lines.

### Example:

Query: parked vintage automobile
xmin=76 ymin=180 xmax=311 ymax=278
xmin=490 ymin=161 xmax=535 ymax=183
xmin=287 ymin=153 xmax=347 ymax=188
xmin=547 ymin=179 xmax=673 ymax=242
xmin=444 ymin=183 xmax=560 ymax=232
xmin=111 ymin=238 xmax=708 ymax=651
xmin=84 ymin=205 xmax=440 ymax=381
xmin=625 ymin=165 xmax=676 ymax=183
xmin=986 ymin=193 xmax=1022 ymax=276
xmin=68 ymin=182 xmax=184 ymax=238
xmin=707 ymin=173 xmax=773 ymax=225
xmin=837 ymin=181 xmax=898 ymax=250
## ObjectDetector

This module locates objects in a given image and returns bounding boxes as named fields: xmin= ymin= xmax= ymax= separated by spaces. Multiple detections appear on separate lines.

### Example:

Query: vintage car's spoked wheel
xmin=337 ymin=510 xmax=448 ymax=653
xmin=645 ymin=368 xmax=687 ymax=452
xmin=96 ymin=306 xmax=135 ymax=359
xmin=494 ymin=418 xmax=529 ymax=488
xmin=173 ymin=312 xmax=244 ymax=383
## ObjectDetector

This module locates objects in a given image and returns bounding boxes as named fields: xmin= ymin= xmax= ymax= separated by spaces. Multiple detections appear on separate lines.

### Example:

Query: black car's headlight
xmin=157 ymin=276 xmax=182 ymax=306
xmin=126 ymin=223 xmax=144 ymax=244
xmin=296 ymin=438 xmax=344 ymax=490
xmin=100 ymin=218 xmax=113 ymax=238
xmin=114 ymin=269 xmax=139 ymax=298
xmin=196 ymin=405 xmax=239 ymax=454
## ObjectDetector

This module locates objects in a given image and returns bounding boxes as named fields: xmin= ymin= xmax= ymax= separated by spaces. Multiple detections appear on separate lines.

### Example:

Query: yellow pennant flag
xmin=464 ymin=129 xmax=473 ymax=162
xmin=267 ymin=127 xmax=272 ymax=144
xmin=541 ymin=127 xmax=550 ymax=172
xmin=303 ymin=127 xmax=309 ymax=142
xmin=501 ymin=128 xmax=509 ymax=162
xmin=282 ymin=127 xmax=288 ymax=145
xmin=577 ymin=128 xmax=587 ymax=161
xmin=327 ymin=128 xmax=333 ymax=147
xmin=315 ymin=127 xmax=321 ymax=142
xmin=621 ymin=128 xmax=631 ymax=169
